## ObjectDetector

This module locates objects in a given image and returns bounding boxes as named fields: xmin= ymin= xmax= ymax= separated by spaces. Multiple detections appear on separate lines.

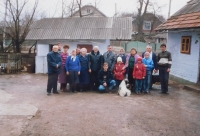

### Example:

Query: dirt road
xmin=0 ymin=74 xmax=200 ymax=136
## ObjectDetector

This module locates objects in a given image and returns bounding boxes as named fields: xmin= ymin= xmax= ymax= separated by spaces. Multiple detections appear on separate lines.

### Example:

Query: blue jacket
xmin=142 ymin=52 xmax=158 ymax=70
xmin=47 ymin=51 xmax=62 ymax=74
xmin=142 ymin=58 xmax=154 ymax=71
xmin=65 ymin=56 xmax=81 ymax=72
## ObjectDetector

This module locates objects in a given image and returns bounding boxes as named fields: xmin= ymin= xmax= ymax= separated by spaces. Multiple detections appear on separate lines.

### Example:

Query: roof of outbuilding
xmin=26 ymin=17 xmax=132 ymax=40
xmin=156 ymin=0 xmax=200 ymax=31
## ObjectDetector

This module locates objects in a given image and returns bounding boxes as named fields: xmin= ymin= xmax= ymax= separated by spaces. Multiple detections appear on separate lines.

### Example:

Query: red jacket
xmin=114 ymin=63 xmax=126 ymax=80
xmin=133 ymin=63 xmax=146 ymax=79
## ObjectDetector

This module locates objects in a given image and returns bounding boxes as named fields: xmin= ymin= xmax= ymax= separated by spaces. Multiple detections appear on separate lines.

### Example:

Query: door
xmin=77 ymin=44 xmax=93 ymax=53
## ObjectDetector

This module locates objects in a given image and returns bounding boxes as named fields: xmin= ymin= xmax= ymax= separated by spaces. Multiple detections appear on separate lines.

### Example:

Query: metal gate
xmin=0 ymin=53 xmax=21 ymax=74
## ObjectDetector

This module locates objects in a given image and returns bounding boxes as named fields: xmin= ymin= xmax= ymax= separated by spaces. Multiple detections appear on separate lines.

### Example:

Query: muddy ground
xmin=0 ymin=73 xmax=200 ymax=136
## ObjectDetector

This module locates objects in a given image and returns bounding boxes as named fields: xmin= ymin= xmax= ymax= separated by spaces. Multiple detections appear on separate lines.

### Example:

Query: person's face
xmin=63 ymin=48 xmax=68 ymax=53
xmin=131 ymin=50 xmax=136 ymax=55
xmin=72 ymin=51 xmax=76 ymax=56
xmin=81 ymin=50 xmax=87 ymax=55
xmin=103 ymin=65 xmax=108 ymax=71
xmin=118 ymin=61 xmax=122 ymax=64
xmin=146 ymin=47 xmax=152 ymax=53
xmin=107 ymin=46 xmax=112 ymax=52
xmin=76 ymin=48 xmax=80 ymax=54
xmin=93 ymin=47 xmax=98 ymax=53
xmin=160 ymin=46 xmax=166 ymax=52
xmin=138 ymin=60 xmax=141 ymax=64
xmin=120 ymin=49 xmax=124 ymax=55
xmin=145 ymin=53 xmax=149 ymax=58
xmin=58 ymin=44 xmax=62 ymax=50
xmin=53 ymin=47 xmax=58 ymax=52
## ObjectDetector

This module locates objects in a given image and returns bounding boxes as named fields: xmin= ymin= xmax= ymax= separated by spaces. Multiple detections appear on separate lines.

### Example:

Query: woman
xmin=123 ymin=48 xmax=140 ymax=91
xmin=58 ymin=44 xmax=69 ymax=92
xmin=89 ymin=46 xmax=103 ymax=91
xmin=78 ymin=48 xmax=91 ymax=91
xmin=65 ymin=50 xmax=81 ymax=92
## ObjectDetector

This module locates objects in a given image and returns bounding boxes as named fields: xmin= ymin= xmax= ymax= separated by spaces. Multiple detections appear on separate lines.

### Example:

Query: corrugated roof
xmin=26 ymin=17 xmax=132 ymax=40
xmin=156 ymin=0 xmax=200 ymax=31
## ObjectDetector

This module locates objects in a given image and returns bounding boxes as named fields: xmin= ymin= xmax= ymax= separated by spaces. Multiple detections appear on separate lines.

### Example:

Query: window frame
xmin=143 ymin=21 xmax=151 ymax=30
xmin=181 ymin=36 xmax=191 ymax=54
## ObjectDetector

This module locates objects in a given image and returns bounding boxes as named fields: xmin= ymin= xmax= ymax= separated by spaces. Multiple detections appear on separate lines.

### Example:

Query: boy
xmin=142 ymin=52 xmax=154 ymax=93
xmin=133 ymin=57 xmax=146 ymax=94
xmin=114 ymin=57 xmax=126 ymax=88
xmin=98 ymin=62 xmax=116 ymax=92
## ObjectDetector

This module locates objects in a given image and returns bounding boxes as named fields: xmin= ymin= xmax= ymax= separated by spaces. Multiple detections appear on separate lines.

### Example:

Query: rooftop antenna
xmin=168 ymin=0 xmax=172 ymax=18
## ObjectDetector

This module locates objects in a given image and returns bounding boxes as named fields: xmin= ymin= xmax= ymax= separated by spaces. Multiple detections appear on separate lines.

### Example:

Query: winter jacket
xmin=142 ymin=51 xmax=158 ymax=70
xmin=133 ymin=63 xmax=146 ymax=79
xmin=103 ymin=51 xmax=116 ymax=71
xmin=78 ymin=55 xmax=90 ymax=84
xmin=142 ymin=58 xmax=154 ymax=71
xmin=98 ymin=69 xmax=113 ymax=85
xmin=65 ymin=56 xmax=81 ymax=72
xmin=47 ymin=51 xmax=62 ymax=74
xmin=114 ymin=63 xmax=126 ymax=80
xmin=124 ymin=54 xmax=140 ymax=68
xmin=89 ymin=50 xmax=103 ymax=71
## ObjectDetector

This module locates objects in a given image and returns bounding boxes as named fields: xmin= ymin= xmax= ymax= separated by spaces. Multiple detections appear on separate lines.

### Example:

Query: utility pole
xmin=168 ymin=0 xmax=172 ymax=18
xmin=3 ymin=0 xmax=8 ymax=48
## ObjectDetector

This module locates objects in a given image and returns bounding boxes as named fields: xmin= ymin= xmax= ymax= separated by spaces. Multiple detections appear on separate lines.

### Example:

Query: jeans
xmin=115 ymin=80 xmax=122 ymax=88
xmin=143 ymin=70 xmax=152 ymax=92
xmin=136 ymin=79 xmax=143 ymax=93
xmin=159 ymin=67 xmax=169 ymax=93
xmin=47 ymin=73 xmax=58 ymax=93
xmin=99 ymin=80 xmax=116 ymax=92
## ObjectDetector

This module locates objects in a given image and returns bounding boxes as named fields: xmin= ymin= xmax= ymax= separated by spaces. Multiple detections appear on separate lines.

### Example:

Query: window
xmin=87 ymin=9 xmax=90 ymax=13
xmin=143 ymin=21 xmax=151 ymax=30
xmin=181 ymin=36 xmax=191 ymax=54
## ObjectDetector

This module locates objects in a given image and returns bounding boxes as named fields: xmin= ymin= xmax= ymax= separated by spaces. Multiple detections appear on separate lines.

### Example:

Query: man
xmin=76 ymin=47 xmax=81 ymax=56
xmin=157 ymin=44 xmax=172 ymax=94
xmin=103 ymin=45 xmax=116 ymax=71
xmin=142 ymin=45 xmax=158 ymax=89
xmin=57 ymin=42 xmax=62 ymax=53
xmin=89 ymin=46 xmax=103 ymax=91
xmin=98 ymin=62 xmax=116 ymax=92
xmin=47 ymin=45 xmax=62 ymax=95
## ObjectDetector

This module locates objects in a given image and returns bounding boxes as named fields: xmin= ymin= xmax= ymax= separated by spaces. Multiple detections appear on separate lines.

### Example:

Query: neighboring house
xmin=156 ymin=0 xmax=200 ymax=83
xmin=155 ymin=33 xmax=167 ymax=44
xmin=26 ymin=17 xmax=132 ymax=74
xmin=132 ymin=13 xmax=163 ymax=38
xmin=71 ymin=5 xmax=107 ymax=17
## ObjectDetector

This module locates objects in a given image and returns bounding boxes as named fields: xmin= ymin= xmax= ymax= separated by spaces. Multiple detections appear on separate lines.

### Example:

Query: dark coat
xmin=47 ymin=51 xmax=62 ymax=74
xmin=142 ymin=52 xmax=158 ymax=70
xmin=103 ymin=51 xmax=116 ymax=71
xmin=98 ymin=69 xmax=113 ymax=85
xmin=78 ymin=55 xmax=90 ymax=84
xmin=89 ymin=50 xmax=103 ymax=72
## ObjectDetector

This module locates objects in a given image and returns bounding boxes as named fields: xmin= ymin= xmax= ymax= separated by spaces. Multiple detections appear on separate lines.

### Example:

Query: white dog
xmin=118 ymin=79 xmax=131 ymax=97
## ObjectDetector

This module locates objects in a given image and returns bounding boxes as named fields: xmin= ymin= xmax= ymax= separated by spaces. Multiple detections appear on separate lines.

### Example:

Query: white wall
xmin=35 ymin=39 xmax=110 ymax=73
xmin=168 ymin=31 xmax=200 ymax=83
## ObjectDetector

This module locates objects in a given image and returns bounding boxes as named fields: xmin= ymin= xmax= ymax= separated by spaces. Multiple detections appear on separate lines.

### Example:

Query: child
xmin=98 ymin=62 xmax=116 ymax=92
xmin=133 ymin=57 xmax=146 ymax=94
xmin=142 ymin=52 xmax=154 ymax=93
xmin=114 ymin=57 xmax=126 ymax=88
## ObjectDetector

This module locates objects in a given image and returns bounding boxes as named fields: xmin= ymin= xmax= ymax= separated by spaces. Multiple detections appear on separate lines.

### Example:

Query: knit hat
xmin=137 ymin=57 xmax=142 ymax=61
xmin=117 ymin=57 xmax=122 ymax=62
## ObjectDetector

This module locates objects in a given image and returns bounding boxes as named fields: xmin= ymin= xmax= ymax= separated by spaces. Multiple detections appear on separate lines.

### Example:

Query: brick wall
xmin=168 ymin=31 xmax=200 ymax=83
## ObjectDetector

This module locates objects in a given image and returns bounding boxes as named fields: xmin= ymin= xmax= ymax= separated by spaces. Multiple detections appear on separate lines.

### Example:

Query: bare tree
xmin=66 ymin=0 xmax=78 ymax=17
xmin=0 ymin=0 xmax=38 ymax=53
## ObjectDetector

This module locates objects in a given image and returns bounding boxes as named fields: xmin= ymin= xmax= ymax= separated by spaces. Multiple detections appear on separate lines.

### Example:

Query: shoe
xmin=163 ymin=92 xmax=169 ymax=94
xmin=53 ymin=91 xmax=59 ymax=94
xmin=47 ymin=93 xmax=51 ymax=96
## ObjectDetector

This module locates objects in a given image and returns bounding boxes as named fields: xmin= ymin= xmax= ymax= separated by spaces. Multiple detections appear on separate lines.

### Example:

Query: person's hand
xmin=122 ymin=66 xmax=125 ymax=70
xmin=66 ymin=72 xmax=69 ymax=75
xmin=133 ymin=76 xmax=135 ymax=79
xmin=89 ymin=69 xmax=91 ymax=73
xmin=56 ymin=64 xmax=58 ymax=68
xmin=143 ymin=77 xmax=145 ymax=79
xmin=144 ymin=65 xmax=147 ymax=67
xmin=78 ymin=71 xmax=80 ymax=75
xmin=103 ymin=83 xmax=107 ymax=86
xmin=154 ymin=69 xmax=158 ymax=73
xmin=167 ymin=68 xmax=170 ymax=73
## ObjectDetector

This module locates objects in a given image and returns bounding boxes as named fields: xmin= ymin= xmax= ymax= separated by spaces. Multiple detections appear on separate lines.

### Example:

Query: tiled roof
xmin=156 ymin=0 xmax=200 ymax=31
xmin=26 ymin=17 xmax=132 ymax=40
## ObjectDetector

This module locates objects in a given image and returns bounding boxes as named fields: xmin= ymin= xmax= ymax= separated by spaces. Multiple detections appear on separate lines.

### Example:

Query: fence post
xmin=7 ymin=54 xmax=11 ymax=73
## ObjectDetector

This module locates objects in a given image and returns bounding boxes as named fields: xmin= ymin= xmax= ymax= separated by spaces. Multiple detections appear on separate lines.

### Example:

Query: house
xmin=132 ymin=13 xmax=164 ymax=41
xmin=156 ymin=0 xmax=200 ymax=83
xmin=71 ymin=5 xmax=107 ymax=17
xmin=26 ymin=17 xmax=132 ymax=74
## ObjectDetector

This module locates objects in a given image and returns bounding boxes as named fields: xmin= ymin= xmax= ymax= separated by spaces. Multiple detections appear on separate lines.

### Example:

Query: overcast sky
xmin=0 ymin=0 xmax=190 ymax=20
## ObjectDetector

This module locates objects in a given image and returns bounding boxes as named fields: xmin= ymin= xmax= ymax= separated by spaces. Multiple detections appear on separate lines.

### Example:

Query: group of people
xmin=46 ymin=43 xmax=172 ymax=96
